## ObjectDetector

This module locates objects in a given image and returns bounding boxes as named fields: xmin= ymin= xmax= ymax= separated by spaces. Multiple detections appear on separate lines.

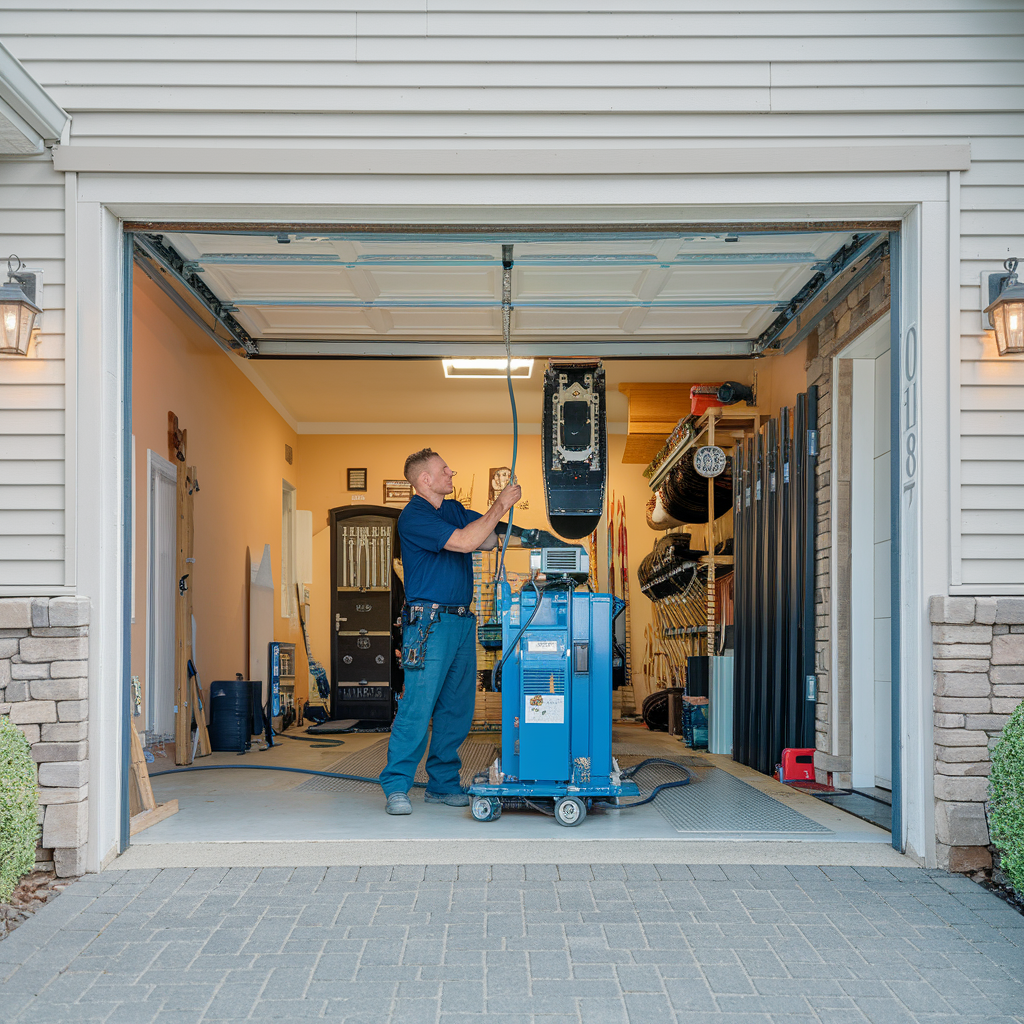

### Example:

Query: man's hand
xmin=444 ymin=478 xmax=524 ymax=553
xmin=496 ymin=480 xmax=522 ymax=513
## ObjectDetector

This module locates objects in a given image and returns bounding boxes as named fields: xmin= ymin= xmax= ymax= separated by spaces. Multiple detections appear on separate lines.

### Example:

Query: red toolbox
xmin=776 ymin=748 xmax=815 ymax=783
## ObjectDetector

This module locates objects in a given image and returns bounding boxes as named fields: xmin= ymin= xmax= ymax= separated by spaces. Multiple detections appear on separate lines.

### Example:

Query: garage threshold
xmin=116 ymin=727 xmax=905 ymax=870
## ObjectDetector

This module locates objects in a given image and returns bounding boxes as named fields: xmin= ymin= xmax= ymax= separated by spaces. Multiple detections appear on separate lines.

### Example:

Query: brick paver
xmin=0 ymin=865 xmax=1021 ymax=1023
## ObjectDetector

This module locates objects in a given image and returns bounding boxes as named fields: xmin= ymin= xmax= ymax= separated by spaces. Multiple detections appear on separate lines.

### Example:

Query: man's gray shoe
xmin=385 ymin=792 xmax=412 ymax=815
xmin=424 ymin=791 xmax=470 ymax=806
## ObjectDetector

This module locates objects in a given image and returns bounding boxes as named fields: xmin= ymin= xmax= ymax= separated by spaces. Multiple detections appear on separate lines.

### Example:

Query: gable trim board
xmin=52 ymin=143 xmax=972 ymax=176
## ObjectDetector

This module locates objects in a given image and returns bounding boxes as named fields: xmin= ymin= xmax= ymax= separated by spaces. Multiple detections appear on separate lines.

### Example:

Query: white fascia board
xmin=0 ymin=94 xmax=43 ymax=154
xmin=53 ymin=143 xmax=971 ymax=176
xmin=0 ymin=40 xmax=69 ymax=144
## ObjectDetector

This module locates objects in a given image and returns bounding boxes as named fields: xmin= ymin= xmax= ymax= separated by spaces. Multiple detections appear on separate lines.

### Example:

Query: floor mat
xmin=814 ymin=790 xmax=892 ymax=831
xmin=628 ymin=763 xmax=833 ymax=835
xmin=294 ymin=737 xmax=498 ymax=794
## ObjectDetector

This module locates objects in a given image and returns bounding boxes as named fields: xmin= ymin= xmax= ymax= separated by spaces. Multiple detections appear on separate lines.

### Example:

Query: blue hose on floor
xmin=149 ymin=764 xmax=426 ymax=788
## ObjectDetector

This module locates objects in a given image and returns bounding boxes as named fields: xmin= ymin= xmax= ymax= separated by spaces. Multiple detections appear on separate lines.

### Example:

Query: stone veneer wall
xmin=931 ymin=596 xmax=1024 ymax=873
xmin=0 ymin=597 xmax=90 ymax=877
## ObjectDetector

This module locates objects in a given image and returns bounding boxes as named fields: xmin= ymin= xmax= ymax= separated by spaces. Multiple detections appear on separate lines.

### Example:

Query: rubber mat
xmin=294 ymin=737 xmax=498 ymax=794
xmin=632 ymin=763 xmax=833 ymax=835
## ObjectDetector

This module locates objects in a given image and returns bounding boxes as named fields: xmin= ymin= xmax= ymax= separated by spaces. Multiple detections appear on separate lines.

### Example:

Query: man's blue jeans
xmin=379 ymin=610 xmax=477 ymax=797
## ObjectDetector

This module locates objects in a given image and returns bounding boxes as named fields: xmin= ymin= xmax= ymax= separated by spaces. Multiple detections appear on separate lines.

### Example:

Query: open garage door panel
xmin=132 ymin=227 xmax=883 ymax=358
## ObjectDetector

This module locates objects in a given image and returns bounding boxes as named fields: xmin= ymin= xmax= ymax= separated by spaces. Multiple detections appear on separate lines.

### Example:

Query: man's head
xmin=404 ymin=448 xmax=455 ymax=502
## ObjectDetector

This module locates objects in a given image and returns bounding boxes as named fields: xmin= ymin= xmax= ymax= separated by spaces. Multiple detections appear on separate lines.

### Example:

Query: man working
xmin=380 ymin=448 xmax=521 ymax=815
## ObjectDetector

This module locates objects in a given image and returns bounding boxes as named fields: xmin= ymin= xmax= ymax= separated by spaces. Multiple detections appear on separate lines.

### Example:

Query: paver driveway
xmin=0 ymin=863 xmax=1022 ymax=1023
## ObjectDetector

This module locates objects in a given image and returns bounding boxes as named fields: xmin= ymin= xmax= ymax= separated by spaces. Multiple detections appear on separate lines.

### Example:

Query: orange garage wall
xmin=130 ymin=271 xmax=305 ymax=730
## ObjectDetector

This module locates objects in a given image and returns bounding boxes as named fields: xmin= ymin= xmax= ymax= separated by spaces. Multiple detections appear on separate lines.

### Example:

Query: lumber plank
xmin=174 ymin=428 xmax=191 ymax=764
xmin=129 ymin=800 xmax=179 ymax=837
xmin=129 ymin=722 xmax=156 ymax=814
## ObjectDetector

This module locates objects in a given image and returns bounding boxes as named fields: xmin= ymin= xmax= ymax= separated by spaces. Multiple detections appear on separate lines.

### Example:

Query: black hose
xmin=149 ymin=764 xmax=425 ymax=788
xmin=491 ymin=577 xmax=544 ymax=689
xmin=276 ymin=733 xmax=345 ymax=748
xmin=606 ymin=757 xmax=694 ymax=808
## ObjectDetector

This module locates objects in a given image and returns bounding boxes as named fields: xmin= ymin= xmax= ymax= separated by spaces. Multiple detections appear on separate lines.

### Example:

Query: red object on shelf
xmin=690 ymin=383 xmax=724 ymax=416
xmin=776 ymin=748 xmax=815 ymax=783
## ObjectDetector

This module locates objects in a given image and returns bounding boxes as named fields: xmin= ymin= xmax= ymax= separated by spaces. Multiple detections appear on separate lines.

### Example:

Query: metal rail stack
xmin=731 ymin=389 xmax=818 ymax=775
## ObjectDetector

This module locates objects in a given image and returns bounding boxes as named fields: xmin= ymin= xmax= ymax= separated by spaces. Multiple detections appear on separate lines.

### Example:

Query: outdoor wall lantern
xmin=984 ymin=257 xmax=1024 ymax=356
xmin=0 ymin=255 xmax=42 ymax=356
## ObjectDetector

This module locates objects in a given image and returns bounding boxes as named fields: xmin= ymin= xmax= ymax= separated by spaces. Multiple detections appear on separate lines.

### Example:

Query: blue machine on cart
xmin=468 ymin=548 xmax=640 ymax=827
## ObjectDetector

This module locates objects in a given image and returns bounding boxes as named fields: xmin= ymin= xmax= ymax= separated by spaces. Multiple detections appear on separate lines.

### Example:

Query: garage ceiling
xmin=135 ymin=227 xmax=877 ymax=358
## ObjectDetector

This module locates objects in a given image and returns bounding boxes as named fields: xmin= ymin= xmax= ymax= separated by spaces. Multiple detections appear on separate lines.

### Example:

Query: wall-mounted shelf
xmin=647 ymin=405 xmax=769 ymax=492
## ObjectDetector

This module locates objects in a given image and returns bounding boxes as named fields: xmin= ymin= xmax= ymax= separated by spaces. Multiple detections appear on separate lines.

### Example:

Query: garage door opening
xmin=122 ymin=224 xmax=898 ymax=848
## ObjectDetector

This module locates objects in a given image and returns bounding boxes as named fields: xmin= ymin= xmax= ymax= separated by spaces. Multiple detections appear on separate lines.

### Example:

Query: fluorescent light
xmin=442 ymin=358 xmax=534 ymax=379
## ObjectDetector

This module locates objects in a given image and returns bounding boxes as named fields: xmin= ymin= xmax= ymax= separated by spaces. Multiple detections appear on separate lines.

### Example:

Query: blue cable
xmin=149 ymin=764 xmax=426 ymax=788
xmin=496 ymin=251 xmax=517 ymax=584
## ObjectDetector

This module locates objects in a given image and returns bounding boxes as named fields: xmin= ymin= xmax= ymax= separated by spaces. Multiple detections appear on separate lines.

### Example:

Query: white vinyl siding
xmin=0 ymin=1 xmax=1022 ymax=588
xmin=0 ymin=152 xmax=66 ymax=588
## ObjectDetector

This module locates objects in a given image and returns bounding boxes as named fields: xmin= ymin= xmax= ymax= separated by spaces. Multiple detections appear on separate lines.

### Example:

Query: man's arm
xmin=444 ymin=481 xmax=522 ymax=553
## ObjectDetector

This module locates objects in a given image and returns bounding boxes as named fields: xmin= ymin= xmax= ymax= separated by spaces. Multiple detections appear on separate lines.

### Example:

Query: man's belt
xmin=406 ymin=602 xmax=473 ymax=616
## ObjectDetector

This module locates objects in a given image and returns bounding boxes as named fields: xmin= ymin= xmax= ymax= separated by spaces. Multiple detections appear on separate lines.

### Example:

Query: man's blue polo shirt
xmin=398 ymin=495 xmax=483 ymax=605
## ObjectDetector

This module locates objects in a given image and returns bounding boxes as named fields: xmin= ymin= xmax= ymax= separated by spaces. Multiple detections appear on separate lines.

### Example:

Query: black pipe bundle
xmin=732 ymin=388 xmax=818 ymax=776
xmin=637 ymin=533 xmax=706 ymax=600
xmin=660 ymin=449 xmax=733 ymax=523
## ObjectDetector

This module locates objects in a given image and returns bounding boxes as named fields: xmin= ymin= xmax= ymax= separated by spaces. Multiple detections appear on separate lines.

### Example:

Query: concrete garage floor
xmin=119 ymin=724 xmax=905 ymax=870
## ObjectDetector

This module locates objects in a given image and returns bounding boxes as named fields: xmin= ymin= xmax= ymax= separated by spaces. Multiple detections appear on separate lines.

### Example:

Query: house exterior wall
xmin=0 ymin=5 xmax=1021 ymax=872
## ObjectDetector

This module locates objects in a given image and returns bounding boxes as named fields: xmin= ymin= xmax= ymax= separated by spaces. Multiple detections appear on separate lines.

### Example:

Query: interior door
xmin=147 ymin=452 xmax=177 ymax=739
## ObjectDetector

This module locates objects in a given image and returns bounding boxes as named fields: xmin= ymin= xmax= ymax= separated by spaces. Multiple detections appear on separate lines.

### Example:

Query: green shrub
xmin=0 ymin=716 xmax=40 ymax=903
xmin=989 ymin=700 xmax=1024 ymax=894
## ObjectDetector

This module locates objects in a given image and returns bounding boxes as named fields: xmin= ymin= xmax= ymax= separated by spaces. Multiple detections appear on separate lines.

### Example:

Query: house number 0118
xmin=902 ymin=323 xmax=918 ymax=505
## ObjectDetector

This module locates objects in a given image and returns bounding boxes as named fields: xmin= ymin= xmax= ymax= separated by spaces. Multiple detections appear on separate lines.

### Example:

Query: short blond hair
xmin=404 ymin=448 xmax=440 ymax=485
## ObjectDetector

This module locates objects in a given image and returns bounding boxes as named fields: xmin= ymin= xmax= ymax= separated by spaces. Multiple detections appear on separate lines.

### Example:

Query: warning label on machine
xmin=526 ymin=694 xmax=565 ymax=724
xmin=527 ymin=639 xmax=559 ymax=652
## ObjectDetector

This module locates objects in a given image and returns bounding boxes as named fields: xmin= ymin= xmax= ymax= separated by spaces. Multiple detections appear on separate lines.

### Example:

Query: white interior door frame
xmin=836 ymin=316 xmax=892 ymax=791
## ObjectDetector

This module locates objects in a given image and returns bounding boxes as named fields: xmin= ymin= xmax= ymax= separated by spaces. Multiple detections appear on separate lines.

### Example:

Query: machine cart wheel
xmin=471 ymin=796 xmax=502 ymax=822
xmin=554 ymin=796 xmax=586 ymax=827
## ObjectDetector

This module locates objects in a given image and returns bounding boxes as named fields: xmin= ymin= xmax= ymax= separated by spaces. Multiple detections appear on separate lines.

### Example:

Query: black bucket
xmin=208 ymin=679 xmax=254 ymax=753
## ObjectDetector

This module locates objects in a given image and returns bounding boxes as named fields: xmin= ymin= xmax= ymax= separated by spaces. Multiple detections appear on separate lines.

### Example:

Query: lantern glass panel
xmin=993 ymin=299 xmax=1024 ymax=356
xmin=0 ymin=300 xmax=37 ymax=355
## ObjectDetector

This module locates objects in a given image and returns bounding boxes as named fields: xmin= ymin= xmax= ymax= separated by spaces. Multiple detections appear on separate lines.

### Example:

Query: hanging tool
xmin=607 ymin=491 xmax=616 ymax=599
xmin=618 ymin=498 xmax=632 ymax=691
xmin=296 ymin=584 xmax=331 ymax=701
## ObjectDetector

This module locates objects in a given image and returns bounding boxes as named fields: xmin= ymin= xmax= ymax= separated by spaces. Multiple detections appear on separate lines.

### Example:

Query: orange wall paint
xmin=131 ymin=272 xmax=305 ymax=730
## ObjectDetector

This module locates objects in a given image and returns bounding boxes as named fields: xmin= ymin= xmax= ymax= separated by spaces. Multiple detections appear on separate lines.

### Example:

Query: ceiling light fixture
xmin=0 ymin=255 xmax=41 ymax=357
xmin=984 ymin=257 xmax=1024 ymax=356
xmin=442 ymin=358 xmax=534 ymax=379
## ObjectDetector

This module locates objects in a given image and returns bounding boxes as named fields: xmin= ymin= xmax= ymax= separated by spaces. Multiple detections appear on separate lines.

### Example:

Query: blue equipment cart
xmin=468 ymin=575 xmax=639 ymax=827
